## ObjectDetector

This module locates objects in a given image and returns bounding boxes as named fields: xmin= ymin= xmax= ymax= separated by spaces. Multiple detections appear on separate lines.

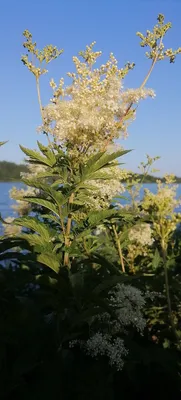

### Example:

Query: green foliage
xmin=9 ymin=144 xmax=130 ymax=270
xmin=20 ymin=145 xmax=57 ymax=167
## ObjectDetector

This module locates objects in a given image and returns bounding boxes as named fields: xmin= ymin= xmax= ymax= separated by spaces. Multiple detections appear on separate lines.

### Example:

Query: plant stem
xmin=58 ymin=206 xmax=65 ymax=237
xmin=112 ymin=224 xmax=125 ymax=273
xmin=103 ymin=38 xmax=163 ymax=151
xmin=63 ymin=192 xmax=74 ymax=267
xmin=161 ymin=240 xmax=178 ymax=341
xmin=36 ymin=77 xmax=51 ymax=146
xmin=139 ymin=57 xmax=157 ymax=90
xmin=36 ymin=77 xmax=43 ymax=119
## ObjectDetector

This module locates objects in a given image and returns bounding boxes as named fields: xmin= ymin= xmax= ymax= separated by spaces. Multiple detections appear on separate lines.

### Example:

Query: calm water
xmin=0 ymin=182 xmax=181 ymax=219
xmin=0 ymin=182 xmax=24 ymax=219
xmin=123 ymin=183 xmax=181 ymax=212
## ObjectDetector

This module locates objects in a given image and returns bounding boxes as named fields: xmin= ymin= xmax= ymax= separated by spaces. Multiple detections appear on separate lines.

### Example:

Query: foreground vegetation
xmin=1 ymin=15 xmax=181 ymax=399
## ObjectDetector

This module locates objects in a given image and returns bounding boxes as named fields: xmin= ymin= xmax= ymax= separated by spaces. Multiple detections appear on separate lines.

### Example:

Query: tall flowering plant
xmin=142 ymin=175 xmax=181 ymax=342
xmin=6 ymin=14 xmax=180 ymax=269
xmin=0 ymin=14 xmax=180 ymax=374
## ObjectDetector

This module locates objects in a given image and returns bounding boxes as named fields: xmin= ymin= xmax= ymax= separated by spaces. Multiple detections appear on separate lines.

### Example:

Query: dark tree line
xmin=0 ymin=161 xmax=181 ymax=183
xmin=0 ymin=161 xmax=28 ymax=181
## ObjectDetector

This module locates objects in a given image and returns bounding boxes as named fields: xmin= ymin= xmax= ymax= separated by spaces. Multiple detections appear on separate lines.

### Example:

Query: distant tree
xmin=0 ymin=161 xmax=28 ymax=181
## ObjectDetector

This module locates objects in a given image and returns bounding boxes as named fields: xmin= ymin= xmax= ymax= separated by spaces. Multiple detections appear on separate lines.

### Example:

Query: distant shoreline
xmin=0 ymin=180 xmax=23 ymax=183
xmin=0 ymin=161 xmax=181 ymax=183
xmin=0 ymin=161 xmax=27 ymax=182
xmin=123 ymin=174 xmax=181 ymax=184
xmin=1 ymin=178 xmax=181 ymax=184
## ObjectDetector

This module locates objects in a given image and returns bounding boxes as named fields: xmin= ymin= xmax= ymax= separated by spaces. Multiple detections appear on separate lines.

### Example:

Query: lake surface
xmin=0 ymin=182 xmax=181 ymax=219
xmin=0 ymin=182 xmax=24 ymax=219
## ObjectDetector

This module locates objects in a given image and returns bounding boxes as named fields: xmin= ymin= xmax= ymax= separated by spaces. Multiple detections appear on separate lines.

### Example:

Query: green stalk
xmin=63 ymin=192 xmax=74 ymax=267
xmin=36 ymin=77 xmax=52 ymax=146
xmin=161 ymin=240 xmax=178 ymax=341
xmin=112 ymin=224 xmax=125 ymax=273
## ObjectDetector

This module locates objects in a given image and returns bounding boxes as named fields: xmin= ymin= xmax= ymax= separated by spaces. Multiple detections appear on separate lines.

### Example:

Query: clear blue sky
xmin=1 ymin=0 xmax=181 ymax=175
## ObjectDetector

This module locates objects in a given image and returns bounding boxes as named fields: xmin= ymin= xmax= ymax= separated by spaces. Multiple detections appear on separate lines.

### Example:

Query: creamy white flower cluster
xmin=10 ymin=186 xmax=37 ymax=217
xmin=43 ymin=49 xmax=155 ymax=156
xmin=20 ymin=163 xmax=47 ymax=179
xmin=69 ymin=283 xmax=146 ymax=370
xmin=94 ymin=224 xmax=107 ymax=236
xmin=8 ymin=163 xmax=46 ymax=219
xmin=144 ymin=290 xmax=164 ymax=301
xmin=85 ymin=165 xmax=128 ymax=210
xmin=129 ymin=223 xmax=154 ymax=246
xmin=142 ymin=178 xmax=181 ymax=239
xmin=3 ymin=184 xmax=38 ymax=236
xmin=121 ymin=88 xmax=155 ymax=105
xmin=70 ymin=333 xmax=128 ymax=371
xmin=143 ymin=182 xmax=181 ymax=214
xmin=109 ymin=283 xmax=146 ymax=333
xmin=3 ymin=216 xmax=22 ymax=237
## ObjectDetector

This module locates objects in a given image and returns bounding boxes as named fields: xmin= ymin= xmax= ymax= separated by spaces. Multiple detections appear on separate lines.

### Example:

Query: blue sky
xmin=1 ymin=0 xmax=181 ymax=175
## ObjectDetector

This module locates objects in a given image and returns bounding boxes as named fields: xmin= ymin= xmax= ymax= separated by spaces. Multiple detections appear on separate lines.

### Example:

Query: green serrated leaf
xmin=18 ymin=233 xmax=54 ymax=251
xmin=35 ymin=274 xmax=58 ymax=286
xmin=152 ymin=248 xmax=161 ymax=270
xmin=20 ymin=145 xmax=55 ymax=167
xmin=21 ymin=179 xmax=68 ymax=207
xmin=22 ymin=197 xmax=60 ymax=218
xmin=37 ymin=252 xmax=60 ymax=273
xmin=87 ymin=209 xmax=119 ymax=226
xmin=80 ymin=150 xmax=130 ymax=181
xmin=14 ymin=216 xmax=56 ymax=241
xmin=42 ymin=214 xmax=60 ymax=224
xmin=37 ymin=141 xmax=56 ymax=165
